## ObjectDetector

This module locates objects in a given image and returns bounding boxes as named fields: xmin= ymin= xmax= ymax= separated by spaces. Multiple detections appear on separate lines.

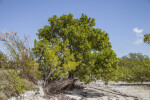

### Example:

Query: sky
xmin=0 ymin=0 xmax=150 ymax=57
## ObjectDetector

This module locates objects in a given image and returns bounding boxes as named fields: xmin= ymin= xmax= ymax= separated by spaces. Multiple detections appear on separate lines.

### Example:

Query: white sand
xmin=8 ymin=80 xmax=150 ymax=100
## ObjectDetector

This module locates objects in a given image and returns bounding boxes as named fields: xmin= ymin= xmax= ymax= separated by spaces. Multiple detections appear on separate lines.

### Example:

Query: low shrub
xmin=0 ymin=69 xmax=35 ymax=97
xmin=0 ymin=31 xmax=41 ymax=83
xmin=0 ymin=92 xmax=8 ymax=100
xmin=0 ymin=51 xmax=7 ymax=68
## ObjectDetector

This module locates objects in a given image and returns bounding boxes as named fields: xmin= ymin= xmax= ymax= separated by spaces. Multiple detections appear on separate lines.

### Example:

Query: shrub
xmin=0 ymin=51 xmax=7 ymax=68
xmin=0 ymin=92 xmax=8 ymax=100
xmin=0 ymin=69 xmax=35 ymax=97
xmin=0 ymin=31 xmax=40 ymax=82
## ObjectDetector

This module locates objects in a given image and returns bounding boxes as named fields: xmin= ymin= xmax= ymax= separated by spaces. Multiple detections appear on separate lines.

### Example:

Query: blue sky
xmin=0 ymin=0 xmax=150 ymax=57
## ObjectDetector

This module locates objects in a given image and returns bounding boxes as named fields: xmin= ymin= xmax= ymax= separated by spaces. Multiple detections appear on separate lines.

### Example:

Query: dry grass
xmin=0 ymin=31 xmax=33 ymax=64
xmin=0 ymin=31 xmax=40 ymax=98
xmin=0 ymin=31 xmax=39 ymax=82
xmin=0 ymin=51 xmax=7 ymax=68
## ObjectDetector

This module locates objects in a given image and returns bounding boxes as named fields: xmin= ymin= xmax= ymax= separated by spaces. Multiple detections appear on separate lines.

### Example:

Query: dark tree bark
xmin=44 ymin=78 xmax=77 ymax=94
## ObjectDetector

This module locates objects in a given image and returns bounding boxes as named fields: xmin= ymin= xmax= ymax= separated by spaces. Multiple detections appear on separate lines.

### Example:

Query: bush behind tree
xmin=118 ymin=53 xmax=150 ymax=83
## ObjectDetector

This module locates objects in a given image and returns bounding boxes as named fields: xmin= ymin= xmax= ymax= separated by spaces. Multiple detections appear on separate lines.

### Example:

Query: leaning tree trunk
xmin=44 ymin=78 xmax=77 ymax=94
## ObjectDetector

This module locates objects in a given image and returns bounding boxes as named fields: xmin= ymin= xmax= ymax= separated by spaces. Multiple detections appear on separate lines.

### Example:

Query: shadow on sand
xmin=115 ymin=83 xmax=150 ymax=87
xmin=65 ymin=88 xmax=105 ymax=98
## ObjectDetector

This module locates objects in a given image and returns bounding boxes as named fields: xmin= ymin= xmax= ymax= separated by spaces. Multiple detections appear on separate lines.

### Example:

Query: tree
xmin=144 ymin=34 xmax=150 ymax=45
xmin=33 ymin=13 xmax=118 ymax=87
xmin=118 ymin=53 xmax=150 ymax=83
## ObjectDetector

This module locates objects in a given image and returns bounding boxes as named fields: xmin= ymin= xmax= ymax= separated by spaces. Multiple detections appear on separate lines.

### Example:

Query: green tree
xmin=144 ymin=34 xmax=150 ymax=45
xmin=33 ymin=13 xmax=118 ymax=84
xmin=118 ymin=53 xmax=150 ymax=83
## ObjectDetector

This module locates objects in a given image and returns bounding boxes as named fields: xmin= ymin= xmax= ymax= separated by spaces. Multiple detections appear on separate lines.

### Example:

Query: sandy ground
xmin=83 ymin=80 xmax=150 ymax=100
xmin=8 ymin=80 xmax=150 ymax=100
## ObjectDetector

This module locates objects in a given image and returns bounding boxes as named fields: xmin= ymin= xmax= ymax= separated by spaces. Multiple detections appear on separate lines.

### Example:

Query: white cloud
xmin=133 ymin=27 xmax=143 ymax=33
xmin=133 ymin=27 xmax=144 ymax=46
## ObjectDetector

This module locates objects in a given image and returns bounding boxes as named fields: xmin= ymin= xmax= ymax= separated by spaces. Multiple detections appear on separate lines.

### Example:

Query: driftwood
xmin=44 ymin=78 xmax=77 ymax=94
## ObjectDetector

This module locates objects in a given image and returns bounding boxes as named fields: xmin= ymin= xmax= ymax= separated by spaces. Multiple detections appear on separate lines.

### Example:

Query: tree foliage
xmin=144 ymin=34 xmax=150 ymax=45
xmin=118 ymin=53 xmax=150 ymax=83
xmin=33 ymin=13 xmax=118 ymax=84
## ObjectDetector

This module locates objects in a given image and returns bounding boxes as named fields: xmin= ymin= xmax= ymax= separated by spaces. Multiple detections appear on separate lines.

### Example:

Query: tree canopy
xmin=144 ymin=34 xmax=150 ymax=45
xmin=118 ymin=53 xmax=150 ymax=83
xmin=33 ymin=13 xmax=118 ymax=83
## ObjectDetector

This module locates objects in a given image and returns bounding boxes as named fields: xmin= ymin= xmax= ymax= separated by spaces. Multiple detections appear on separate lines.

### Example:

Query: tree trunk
xmin=44 ymin=78 xmax=77 ymax=94
xmin=141 ymin=80 xmax=143 ymax=84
